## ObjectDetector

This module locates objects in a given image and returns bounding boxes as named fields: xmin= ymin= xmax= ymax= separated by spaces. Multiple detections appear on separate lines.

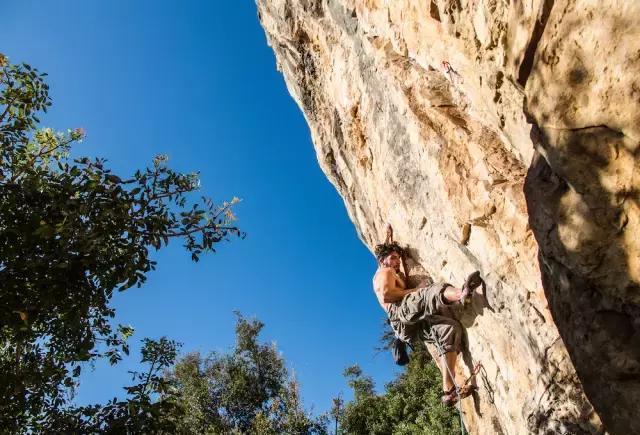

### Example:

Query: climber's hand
xmin=397 ymin=271 xmax=407 ymax=281
xmin=385 ymin=223 xmax=393 ymax=243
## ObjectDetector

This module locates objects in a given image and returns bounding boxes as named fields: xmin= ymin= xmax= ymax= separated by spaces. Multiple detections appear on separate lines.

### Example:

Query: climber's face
xmin=382 ymin=251 xmax=401 ymax=271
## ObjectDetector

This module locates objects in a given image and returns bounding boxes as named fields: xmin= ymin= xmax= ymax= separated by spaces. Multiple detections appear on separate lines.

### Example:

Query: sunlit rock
xmin=256 ymin=1 xmax=640 ymax=433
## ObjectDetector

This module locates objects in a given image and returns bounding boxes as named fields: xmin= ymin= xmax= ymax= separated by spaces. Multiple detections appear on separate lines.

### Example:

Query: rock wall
xmin=256 ymin=1 xmax=640 ymax=433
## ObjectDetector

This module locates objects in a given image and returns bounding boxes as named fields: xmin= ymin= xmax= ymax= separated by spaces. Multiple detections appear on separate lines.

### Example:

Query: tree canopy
xmin=170 ymin=313 xmax=327 ymax=435
xmin=336 ymin=337 xmax=462 ymax=434
xmin=0 ymin=53 xmax=242 ymax=432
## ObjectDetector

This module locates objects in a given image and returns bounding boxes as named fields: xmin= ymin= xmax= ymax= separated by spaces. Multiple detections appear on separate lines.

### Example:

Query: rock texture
xmin=256 ymin=1 xmax=640 ymax=433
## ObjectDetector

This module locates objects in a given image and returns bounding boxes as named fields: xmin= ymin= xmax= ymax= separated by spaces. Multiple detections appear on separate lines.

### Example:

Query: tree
xmin=330 ymin=395 xmax=343 ymax=435
xmin=338 ymin=338 xmax=461 ymax=434
xmin=0 ymin=54 xmax=243 ymax=432
xmin=170 ymin=313 xmax=328 ymax=434
xmin=49 ymin=337 xmax=183 ymax=433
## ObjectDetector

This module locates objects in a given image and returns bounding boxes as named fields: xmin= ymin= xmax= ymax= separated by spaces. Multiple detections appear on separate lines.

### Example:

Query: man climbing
xmin=372 ymin=225 xmax=483 ymax=406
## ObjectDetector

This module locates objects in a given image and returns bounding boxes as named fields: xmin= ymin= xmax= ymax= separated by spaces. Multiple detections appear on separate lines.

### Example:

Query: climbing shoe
xmin=441 ymin=387 xmax=458 ymax=406
xmin=460 ymin=270 xmax=483 ymax=305
xmin=441 ymin=384 xmax=478 ymax=407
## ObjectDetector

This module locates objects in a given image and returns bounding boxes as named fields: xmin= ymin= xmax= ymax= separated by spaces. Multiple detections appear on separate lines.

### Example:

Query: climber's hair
xmin=374 ymin=242 xmax=404 ymax=263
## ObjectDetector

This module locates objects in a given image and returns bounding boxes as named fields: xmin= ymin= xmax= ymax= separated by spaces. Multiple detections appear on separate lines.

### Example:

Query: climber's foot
xmin=441 ymin=387 xmax=458 ymax=407
xmin=441 ymin=385 xmax=477 ymax=407
xmin=460 ymin=271 xmax=482 ymax=305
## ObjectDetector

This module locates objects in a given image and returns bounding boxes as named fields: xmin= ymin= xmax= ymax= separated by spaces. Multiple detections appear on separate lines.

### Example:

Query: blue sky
xmin=3 ymin=1 xmax=400 ymax=416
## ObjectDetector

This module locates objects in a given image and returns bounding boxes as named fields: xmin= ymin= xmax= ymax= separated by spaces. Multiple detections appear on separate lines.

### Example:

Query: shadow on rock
xmin=524 ymin=126 xmax=640 ymax=434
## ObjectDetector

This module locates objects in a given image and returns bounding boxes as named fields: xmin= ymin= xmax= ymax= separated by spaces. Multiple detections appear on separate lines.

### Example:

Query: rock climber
xmin=372 ymin=224 xmax=483 ymax=406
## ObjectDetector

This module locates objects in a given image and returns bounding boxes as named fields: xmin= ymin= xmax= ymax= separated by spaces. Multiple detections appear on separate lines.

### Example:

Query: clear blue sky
xmin=3 ymin=1 xmax=400 ymax=416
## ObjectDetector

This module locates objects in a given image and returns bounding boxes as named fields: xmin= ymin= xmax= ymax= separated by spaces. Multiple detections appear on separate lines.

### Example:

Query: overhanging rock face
xmin=256 ymin=1 xmax=640 ymax=433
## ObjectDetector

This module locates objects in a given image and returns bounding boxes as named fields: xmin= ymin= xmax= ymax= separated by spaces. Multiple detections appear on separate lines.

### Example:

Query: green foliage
xmin=0 ymin=54 xmax=242 ymax=432
xmin=51 ymin=337 xmax=183 ymax=433
xmin=170 ymin=313 xmax=328 ymax=434
xmin=338 ymin=347 xmax=461 ymax=435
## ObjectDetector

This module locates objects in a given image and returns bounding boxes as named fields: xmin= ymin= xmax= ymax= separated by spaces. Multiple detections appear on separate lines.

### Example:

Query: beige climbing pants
xmin=387 ymin=282 xmax=462 ymax=355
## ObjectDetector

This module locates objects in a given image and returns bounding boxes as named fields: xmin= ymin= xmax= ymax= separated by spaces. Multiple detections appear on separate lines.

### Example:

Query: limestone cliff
xmin=256 ymin=1 xmax=640 ymax=433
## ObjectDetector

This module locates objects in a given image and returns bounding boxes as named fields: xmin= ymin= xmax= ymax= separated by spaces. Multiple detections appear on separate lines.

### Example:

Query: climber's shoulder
xmin=374 ymin=267 xmax=396 ymax=284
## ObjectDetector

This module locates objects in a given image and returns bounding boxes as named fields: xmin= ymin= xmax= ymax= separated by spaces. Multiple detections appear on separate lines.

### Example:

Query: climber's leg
xmin=428 ymin=318 xmax=462 ymax=392
xmin=443 ymin=271 xmax=484 ymax=306
xmin=442 ymin=285 xmax=463 ymax=304
xmin=442 ymin=351 xmax=457 ymax=391
xmin=430 ymin=317 xmax=463 ymax=353
xmin=424 ymin=342 xmax=452 ymax=390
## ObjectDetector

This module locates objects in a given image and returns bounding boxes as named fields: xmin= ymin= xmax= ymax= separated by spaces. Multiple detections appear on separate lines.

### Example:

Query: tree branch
xmin=0 ymin=100 xmax=16 ymax=124
xmin=146 ymin=187 xmax=193 ymax=202
xmin=135 ymin=223 xmax=239 ymax=239
xmin=10 ymin=136 xmax=72 ymax=182
xmin=141 ymin=359 xmax=157 ymax=397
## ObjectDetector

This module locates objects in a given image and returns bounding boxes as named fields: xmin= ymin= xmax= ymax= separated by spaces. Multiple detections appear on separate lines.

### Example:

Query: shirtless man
xmin=372 ymin=228 xmax=482 ymax=405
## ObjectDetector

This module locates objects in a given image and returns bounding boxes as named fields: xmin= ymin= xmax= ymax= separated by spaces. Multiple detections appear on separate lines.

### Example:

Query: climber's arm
xmin=379 ymin=268 xmax=418 ymax=303
xmin=400 ymin=250 xmax=409 ymax=287
xmin=396 ymin=271 xmax=407 ymax=289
